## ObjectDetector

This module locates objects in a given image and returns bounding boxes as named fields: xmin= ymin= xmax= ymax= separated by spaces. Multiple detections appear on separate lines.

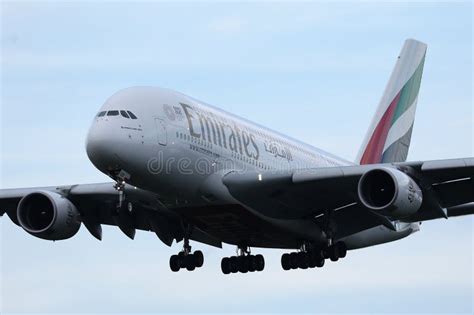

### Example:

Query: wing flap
xmin=448 ymin=203 xmax=474 ymax=217
xmin=433 ymin=178 xmax=474 ymax=208
xmin=402 ymin=158 xmax=474 ymax=182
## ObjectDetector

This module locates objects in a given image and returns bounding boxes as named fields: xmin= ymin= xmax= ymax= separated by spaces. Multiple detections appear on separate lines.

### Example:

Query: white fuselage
xmin=85 ymin=86 xmax=419 ymax=249
xmin=87 ymin=87 xmax=350 ymax=202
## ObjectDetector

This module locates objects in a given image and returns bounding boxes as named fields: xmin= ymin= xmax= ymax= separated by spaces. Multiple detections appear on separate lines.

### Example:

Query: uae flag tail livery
xmin=357 ymin=39 xmax=427 ymax=165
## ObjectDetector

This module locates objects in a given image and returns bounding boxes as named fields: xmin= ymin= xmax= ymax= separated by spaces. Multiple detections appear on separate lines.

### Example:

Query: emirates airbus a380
xmin=1 ymin=39 xmax=472 ymax=274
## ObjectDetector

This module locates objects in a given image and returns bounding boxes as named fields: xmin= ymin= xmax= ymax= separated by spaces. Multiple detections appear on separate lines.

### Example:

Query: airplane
xmin=1 ymin=39 xmax=473 ymax=274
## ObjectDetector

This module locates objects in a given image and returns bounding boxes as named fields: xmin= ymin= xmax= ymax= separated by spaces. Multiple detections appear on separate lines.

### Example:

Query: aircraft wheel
xmin=221 ymin=257 xmax=231 ymax=275
xmin=237 ymin=256 xmax=248 ymax=273
xmin=281 ymin=253 xmax=291 ymax=270
xmin=248 ymin=256 xmax=257 ymax=272
xmin=308 ymin=251 xmax=318 ymax=268
xmin=229 ymin=256 xmax=239 ymax=273
xmin=316 ymin=256 xmax=325 ymax=268
xmin=323 ymin=248 xmax=329 ymax=259
xmin=185 ymin=255 xmax=196 ymax=271
xmin=169 ymin=255 xmax=180 ymax=272
xmin=337 ymin=242 xmax=347 ymax=258
xmin=289 ymin=252 xmax=299 ymax=269
xmin=255 ymin=254 xmax=265 ymax=272
xmin=298 ymin=252 xmax=309 ymax=269
xmin=329 ymin=245 xmax=340 ymax=262
xmin=194 ymin=250 xmax=204 ymax=267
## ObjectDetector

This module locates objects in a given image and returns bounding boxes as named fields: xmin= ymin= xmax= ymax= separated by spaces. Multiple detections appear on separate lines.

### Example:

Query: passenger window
xmin=107 ymin=110 xmax=119 ymax=116
xmin=127 ymin=111 xmax=138 ymax=119
xmin=120 ymin=110 xmax=130 ymax=118
xmin=97 ymin=111 xmax=106 ymax=117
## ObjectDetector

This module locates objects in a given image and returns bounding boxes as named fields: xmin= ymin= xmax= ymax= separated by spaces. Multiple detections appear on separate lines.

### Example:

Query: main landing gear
xmin=221 ymin=246 xmax=265 ymax=274
xmin=169 ymin=238 xmax=204 ymax=272
xmin=324 ymin=241 xmax=347 ymax=262
xmin=281 ymin=242 xmax=347 ymax=271
xmin=281 ymin=243 xmax=325 ymax=271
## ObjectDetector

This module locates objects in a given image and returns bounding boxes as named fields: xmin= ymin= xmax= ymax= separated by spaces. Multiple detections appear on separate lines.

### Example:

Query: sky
xmin=0 ymin=0 xmax=473 ymax=313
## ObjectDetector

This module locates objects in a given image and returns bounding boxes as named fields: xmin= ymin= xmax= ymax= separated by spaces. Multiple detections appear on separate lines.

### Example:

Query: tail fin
xmin=356 ymin=39 xmax=427 ymax=165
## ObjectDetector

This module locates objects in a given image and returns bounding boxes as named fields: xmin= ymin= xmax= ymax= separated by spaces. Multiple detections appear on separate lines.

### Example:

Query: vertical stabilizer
xmin=357 ymin=39 xmax=427 ymax=165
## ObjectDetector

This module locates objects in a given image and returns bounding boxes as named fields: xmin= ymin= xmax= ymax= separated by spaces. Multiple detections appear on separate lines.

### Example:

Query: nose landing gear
xmin=111 ymin=170 xmax=133 ymax=216
xmin=111 ymin=180 xmax=133 ymax=216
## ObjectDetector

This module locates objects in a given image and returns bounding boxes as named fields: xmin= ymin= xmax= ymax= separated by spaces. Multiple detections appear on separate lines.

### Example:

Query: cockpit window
xmin=99 ymin=110 xmax=136 ymax=119
xmin=127 ymin=111 xmax=138 ymax=119
xmin=120 ymin=110 xmax=130 ymax=118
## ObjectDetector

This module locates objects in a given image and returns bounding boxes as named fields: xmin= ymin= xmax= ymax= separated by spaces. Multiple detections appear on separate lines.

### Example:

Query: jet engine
xmin=17 ymin=191 xmax=81 ymax=240
xmin=357 ymin=167 xmax=423 ymax=219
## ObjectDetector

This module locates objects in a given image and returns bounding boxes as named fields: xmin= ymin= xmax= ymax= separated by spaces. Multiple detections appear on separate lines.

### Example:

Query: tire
xmin=221 ymin=257 xmax=231 ymax=275
xmin=229 ymin=256 xmax=239 ymax=273
xmin=329 ymin=245 xmax=339 ymax=262
xmin=237 ymin=256 xmax=248 ymax=273
xmin=248 ymin=256 xmax=257 ymax=272
xmin=308 ymin=251 xmax=318 ymax=268
xmin=281 ymin=253 xmax=291 ymax=270
xmin=194 ymin=250 xmax=204 ymax=268
xmin=337 ymin=242 xmax=347 ymax=258
xmin=298 ymin=252 xmax=309 ymax=269
xmin=169 ymin=255 xmax=180 ymax=272
xmin=255 ymin=254 xmax=265 ymax=272
xmin=289 ymin=252 xmax=299 ymax=269
xmin=185 ymin=254 xmax=196 ymax=271
xmin=316 ymin=256 xmax=325 ymax=268
xmin=322 ymin=249 xmax=329 ymax=259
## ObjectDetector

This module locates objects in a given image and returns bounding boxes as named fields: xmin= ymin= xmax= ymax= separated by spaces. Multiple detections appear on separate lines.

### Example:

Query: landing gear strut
xmin=221 ymin=246 xmax=265 ymax=274
xmin=109 ymin=168 xmax=133 ymax=215
xmin=112 ymin=176 xmax=133 ymax=216
xmin=319 ymin=209 xmax=347 ymax=262
xmin=169 ymin=228 xmax=204 ymax=272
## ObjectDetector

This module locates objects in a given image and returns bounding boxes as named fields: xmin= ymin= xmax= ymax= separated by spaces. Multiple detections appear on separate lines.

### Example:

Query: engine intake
xmin=358 ymin=167 xmax=423 ymax=219
xmin=17 ymin=191 xmax=81 ymax=240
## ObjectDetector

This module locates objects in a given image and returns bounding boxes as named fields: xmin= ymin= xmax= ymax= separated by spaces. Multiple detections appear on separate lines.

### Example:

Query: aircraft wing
xmin=0 ymin=183 xmax=222 ymax=247
xmin=222 ymin=158 xmax=474 ymax=240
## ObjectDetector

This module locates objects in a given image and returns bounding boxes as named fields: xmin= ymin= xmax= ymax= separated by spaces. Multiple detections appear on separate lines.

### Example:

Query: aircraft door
xmin=154 ymin=118 xmax=167 ymax=145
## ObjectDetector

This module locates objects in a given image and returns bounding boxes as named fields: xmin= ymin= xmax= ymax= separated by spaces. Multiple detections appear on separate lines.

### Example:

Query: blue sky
xmin=0 ymin=1 xmax=472 ymax=313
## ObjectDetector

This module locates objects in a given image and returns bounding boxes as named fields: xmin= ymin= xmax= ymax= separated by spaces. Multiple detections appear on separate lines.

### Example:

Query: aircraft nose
xmin=86 ymin=122 xmax=121 ymax=171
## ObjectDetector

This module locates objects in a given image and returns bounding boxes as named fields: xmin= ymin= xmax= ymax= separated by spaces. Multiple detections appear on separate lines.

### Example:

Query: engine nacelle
xmin=357 ymin=167 xmax=423 ymax=219
xmin=17 ymin=191 xmax=81 ymax=240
